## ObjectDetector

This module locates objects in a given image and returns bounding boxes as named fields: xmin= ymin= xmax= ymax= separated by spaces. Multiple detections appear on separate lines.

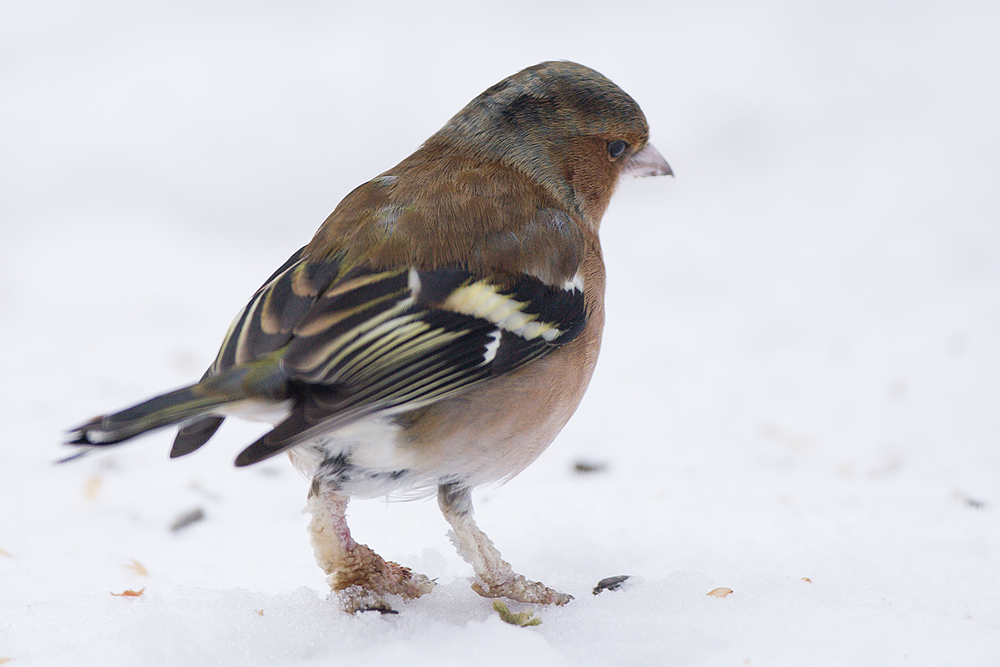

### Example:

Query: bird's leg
xmin=304 ymin=481 xmax=435 ymax=613
xmin=437 ymin=482 xmax=572 ymax=606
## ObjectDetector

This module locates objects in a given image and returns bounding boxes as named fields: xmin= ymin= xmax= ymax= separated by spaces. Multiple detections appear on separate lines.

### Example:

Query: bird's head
xmin=429 ymin=61 xmax=671 ymax=228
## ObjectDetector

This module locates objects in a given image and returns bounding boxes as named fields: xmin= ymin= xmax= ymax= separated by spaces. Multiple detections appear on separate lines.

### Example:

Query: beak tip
xmin=624 ymin=142 xmax=673 ymax=179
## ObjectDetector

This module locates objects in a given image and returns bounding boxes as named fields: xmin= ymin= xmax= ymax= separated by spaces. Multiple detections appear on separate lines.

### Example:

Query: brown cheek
xmin=561 ymin=139 xmax=618 ymax=224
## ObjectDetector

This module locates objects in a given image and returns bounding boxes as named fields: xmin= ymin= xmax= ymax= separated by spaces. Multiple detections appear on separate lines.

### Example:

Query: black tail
xmin=63 ymin=358 xmax=291 ymax=462
xmin=63 ymin=384 xmax=233 ymax=461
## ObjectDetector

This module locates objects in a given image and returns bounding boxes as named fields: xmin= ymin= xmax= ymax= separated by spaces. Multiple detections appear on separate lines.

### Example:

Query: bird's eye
xmin=608 ymin=139 xmax=628 ymax=159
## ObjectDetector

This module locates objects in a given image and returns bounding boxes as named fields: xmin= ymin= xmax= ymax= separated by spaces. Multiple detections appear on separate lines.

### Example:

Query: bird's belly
xmin=288 ymin=414 xmax=426 ymax=499
xmin=285 ymin=398 xmax=565 ymax=500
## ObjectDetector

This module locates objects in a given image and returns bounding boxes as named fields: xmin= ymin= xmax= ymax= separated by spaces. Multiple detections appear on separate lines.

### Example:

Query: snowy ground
xmin=2 ymin=1 xmax=999 ymax=665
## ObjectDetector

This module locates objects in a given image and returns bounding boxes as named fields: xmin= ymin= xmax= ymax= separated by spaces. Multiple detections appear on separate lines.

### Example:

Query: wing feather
xmin=229 ymin=264 xmax=586 ymax=465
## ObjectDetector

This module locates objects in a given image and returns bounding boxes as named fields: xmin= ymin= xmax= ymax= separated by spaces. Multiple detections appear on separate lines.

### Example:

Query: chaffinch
xmin=67 ymin=60 xmax=671 ymax=613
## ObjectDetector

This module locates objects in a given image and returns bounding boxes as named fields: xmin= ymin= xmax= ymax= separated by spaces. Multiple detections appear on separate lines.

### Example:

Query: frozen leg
xmin=305 ymin=483 xmax=434 ymax=613
xmin=437 ymin=482 xmax=572 ymax=605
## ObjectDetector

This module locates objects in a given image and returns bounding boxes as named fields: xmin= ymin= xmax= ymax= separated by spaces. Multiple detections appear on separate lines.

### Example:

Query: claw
xmin=336 ymin=585 xmax=399 ymax=614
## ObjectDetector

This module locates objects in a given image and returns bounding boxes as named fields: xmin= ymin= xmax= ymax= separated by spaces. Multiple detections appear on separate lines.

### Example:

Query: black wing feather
xmin=232 ymin=265 xmax=586 ymax=465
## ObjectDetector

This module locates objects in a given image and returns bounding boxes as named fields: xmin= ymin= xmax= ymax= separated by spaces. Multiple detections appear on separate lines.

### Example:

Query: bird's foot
xmin=327 ymin=542 xmax=435 ymax=613
xmin=471 ymin=573 xmax=572 ymax=606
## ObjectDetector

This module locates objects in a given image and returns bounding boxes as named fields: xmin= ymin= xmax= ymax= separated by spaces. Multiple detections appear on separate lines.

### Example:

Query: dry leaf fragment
xmin=111 ymin=588 xmax=146 ymax=597
xmin=125 ymin=559 xmax=148 ymax=576
xmin=84 ymin=475 xmax=102 ymax=501
xmin=493 ymin=601 xmax=542 ymax=626
xmin=0 ymin=657 xmax=13 ymax=664
xmin=801 ymin=577 xmax=812 ymax=583
xmin=707 ymin=587 xmax=733 ymax=598
xmin=0 ymin=548 xmax=12 ymax=558
xmin=255 ymin=609 xmax=264 ymax=617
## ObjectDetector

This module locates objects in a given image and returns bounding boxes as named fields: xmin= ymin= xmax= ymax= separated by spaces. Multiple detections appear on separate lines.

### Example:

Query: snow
xmin=2 ymin=1 xmax=999 ymax=664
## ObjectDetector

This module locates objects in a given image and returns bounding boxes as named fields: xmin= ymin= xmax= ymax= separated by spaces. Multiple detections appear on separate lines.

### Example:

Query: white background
xmin=1 ymin=1 xmax=998 ymax=664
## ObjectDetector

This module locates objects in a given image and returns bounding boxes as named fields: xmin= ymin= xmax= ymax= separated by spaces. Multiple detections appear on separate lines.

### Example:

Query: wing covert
xmin=234 ymin=264 xmax=587 ymax=465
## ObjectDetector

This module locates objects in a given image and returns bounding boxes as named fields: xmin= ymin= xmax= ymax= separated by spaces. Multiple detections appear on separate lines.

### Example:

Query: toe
xmin=337 ymin=585 xmax=395 ymax=614
xmin=472 ymin=574 xmax=573 ymax=606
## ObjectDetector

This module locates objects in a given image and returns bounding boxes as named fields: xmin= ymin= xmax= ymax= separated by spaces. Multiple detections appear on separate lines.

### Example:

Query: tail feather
xmin=170 ymin=416 xmax=226 ymax=458
xmin=66 ymin=385 xmax=232 ymax=450
xmin=64 ymin=357 xmax=290 ymax=462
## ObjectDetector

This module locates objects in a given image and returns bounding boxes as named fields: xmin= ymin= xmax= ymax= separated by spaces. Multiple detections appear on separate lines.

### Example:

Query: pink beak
xmin=624 ymin=142 xmax=673 ymax=178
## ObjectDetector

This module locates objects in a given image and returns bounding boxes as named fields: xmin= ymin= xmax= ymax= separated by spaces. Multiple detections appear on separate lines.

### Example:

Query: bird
xmin=66 ymin=60 xmax=672 ymax=613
